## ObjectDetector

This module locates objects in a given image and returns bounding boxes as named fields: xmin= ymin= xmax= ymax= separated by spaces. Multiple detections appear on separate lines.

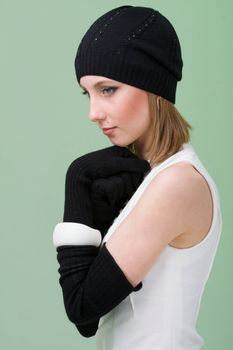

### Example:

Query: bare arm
xmin=105 ymin=164 xmax=201 ymax=288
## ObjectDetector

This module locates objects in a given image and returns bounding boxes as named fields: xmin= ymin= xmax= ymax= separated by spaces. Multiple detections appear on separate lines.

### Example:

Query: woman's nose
xmin=88 ymin=98 xmax=106 ymax=122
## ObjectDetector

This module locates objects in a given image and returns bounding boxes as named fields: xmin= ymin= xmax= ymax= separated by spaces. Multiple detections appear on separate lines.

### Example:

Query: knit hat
xmin=74 ymin=5 xmax=183 ymax=104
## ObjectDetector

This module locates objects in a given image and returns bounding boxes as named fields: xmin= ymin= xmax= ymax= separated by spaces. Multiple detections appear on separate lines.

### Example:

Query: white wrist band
xmin=53 ymin=222 xmax=102 ymax=248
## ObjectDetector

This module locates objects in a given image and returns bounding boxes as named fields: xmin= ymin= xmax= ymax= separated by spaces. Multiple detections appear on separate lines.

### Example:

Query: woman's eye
xmin=81 ymin=90 xmax=89 ymax=97
xmin=101 ymin=87 xmax=118 ymax=96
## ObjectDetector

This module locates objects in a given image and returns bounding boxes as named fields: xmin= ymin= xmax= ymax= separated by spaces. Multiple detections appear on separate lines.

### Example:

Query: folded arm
xmin=53 ymin=164 xmax=199 ymax=336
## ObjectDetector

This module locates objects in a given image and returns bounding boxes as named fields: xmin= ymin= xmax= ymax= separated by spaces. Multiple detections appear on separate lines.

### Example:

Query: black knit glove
xmin=63 ymin=145 xmax=150 ymax=234
xmin=56 ymin=242 xmax=143 ymax=337
xmin=56 ymin=244 xmax=100 ymax=337
xmin=54 ymin=146 xmax=150 ymax=337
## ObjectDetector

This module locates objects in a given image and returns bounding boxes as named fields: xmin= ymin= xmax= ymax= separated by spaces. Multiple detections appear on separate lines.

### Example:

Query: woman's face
xmin=80 ymin=75 xmax=153 ymax=157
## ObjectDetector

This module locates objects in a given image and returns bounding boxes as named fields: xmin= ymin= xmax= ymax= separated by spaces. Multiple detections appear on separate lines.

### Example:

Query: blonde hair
xmin=127 ymin=93 xmax=193 ymax=167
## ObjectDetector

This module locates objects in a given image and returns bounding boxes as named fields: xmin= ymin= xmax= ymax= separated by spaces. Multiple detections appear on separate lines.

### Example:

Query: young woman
xmin=53 ymin=5 xmax=222 ymax=349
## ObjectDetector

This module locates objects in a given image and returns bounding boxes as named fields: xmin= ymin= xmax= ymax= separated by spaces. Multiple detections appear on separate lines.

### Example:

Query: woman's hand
xmin=63 ymin=145 xmax=150 ymax=235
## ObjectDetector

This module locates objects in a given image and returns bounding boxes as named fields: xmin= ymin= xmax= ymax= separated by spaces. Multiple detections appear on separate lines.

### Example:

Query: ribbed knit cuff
xmin=53 ymin=222 xmax=102 ymax=248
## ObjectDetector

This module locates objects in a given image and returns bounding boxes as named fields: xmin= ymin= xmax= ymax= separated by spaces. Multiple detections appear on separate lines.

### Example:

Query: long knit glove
xmin=53 ymin=146 xmax=150 ymax=337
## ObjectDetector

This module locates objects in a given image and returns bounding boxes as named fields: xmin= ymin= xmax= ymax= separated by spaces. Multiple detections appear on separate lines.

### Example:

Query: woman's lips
xmin=102 ymin=127 xmax=116 ymax=135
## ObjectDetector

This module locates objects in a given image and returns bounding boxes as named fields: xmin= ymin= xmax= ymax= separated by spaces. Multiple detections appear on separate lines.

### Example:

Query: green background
xmin=1 ymin=0 xmax=232 ymax=349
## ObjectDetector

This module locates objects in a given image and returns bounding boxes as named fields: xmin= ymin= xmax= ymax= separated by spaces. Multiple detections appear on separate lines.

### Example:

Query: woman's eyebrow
xmin=80 ymin=80 xmax=117 ymax=90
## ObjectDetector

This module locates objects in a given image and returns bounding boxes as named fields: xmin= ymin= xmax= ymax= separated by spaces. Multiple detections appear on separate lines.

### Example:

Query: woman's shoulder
xmin=150 ymin=161 xmax=204 ymax=193
xmin=155 ymin=160 xmax=201 ymax=181
xmin=150 ymin=161 xmax=213 ymax=248
xmin=153 ymin=161 xmax=211 ymax=208
xmin=135 ymin=161 xmax=204 ymax=236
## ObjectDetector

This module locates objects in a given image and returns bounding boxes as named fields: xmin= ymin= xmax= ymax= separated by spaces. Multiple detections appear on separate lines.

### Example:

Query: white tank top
xmin=95 ymin=143 xmax=222 ymax=350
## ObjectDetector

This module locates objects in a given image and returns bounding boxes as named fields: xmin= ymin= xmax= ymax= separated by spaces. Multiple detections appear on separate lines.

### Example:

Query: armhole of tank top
xmin=165 ymin=158 xmax=220 ymax=253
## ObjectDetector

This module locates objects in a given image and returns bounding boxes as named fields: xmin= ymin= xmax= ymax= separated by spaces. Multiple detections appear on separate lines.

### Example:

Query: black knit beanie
xmin=75 ymin=5 xmax=183 ymax=104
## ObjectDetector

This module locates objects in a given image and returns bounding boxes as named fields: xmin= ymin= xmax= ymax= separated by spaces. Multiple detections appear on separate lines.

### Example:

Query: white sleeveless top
xmin=95 ymin=143 xmax=222 ymax=350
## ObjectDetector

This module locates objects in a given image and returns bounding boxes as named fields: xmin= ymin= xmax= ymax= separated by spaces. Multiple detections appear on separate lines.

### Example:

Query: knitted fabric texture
xmin=75 ymin=5 xmax=183 ymax=104
xmin=63 ymin=145 xmax=150 ymax=234
xmin=57 ymin=242 xmax=142 ymax=328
